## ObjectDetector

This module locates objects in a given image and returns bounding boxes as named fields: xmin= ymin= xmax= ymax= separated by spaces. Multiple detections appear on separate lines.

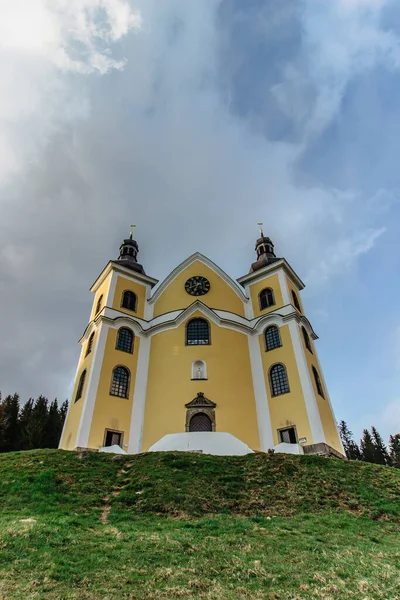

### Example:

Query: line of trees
xmin=0 ymin=393 xmax=68 ymax=453
xmin=339 ymin=421 xmax=400 ymax=468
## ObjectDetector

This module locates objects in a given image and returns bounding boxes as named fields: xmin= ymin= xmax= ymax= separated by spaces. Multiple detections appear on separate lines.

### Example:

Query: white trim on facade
xmin=128 ymin=336 xmax=151 ymax=453
xmin=149 ymin=253 xmax=248 ymax=304
xmin=288 ymin=320 xmax=325 ymax=444
xmin=247 ymin=333 xmax=275 ymax=450
xmin=237 ymin=258 xmax=305 ymax=290
xmin=90 ymin=261 xmax=158 ymax=294
xmin=278 ymin=270 xmax=291 ymax=305
xmin=75 ymin=323 xmax=108 ymax=448
xmin=58 ymin=347 xmax=84 ymax=448
xmin=104 ymin=270 xmax=118 ymax=307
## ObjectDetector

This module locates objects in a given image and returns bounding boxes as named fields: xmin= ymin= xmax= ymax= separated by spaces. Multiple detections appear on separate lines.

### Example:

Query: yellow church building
xmin=60 ymin=227 xmax=344 ymax=457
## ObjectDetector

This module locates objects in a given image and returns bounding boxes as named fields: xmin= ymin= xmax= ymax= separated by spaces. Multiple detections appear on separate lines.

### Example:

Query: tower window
xmin=269 ymin=363 xmax=290 ymax=396
xmin=121 ymin=290 xmax=137 ymax=312
xmin=312 ymin=366 xmax=325 ymax=398
xmin=259 ymin=288 xmax=275 ymax=311
xmin=302 ymin=326 xmax=313 ymax=353
xmin=292 ymin=290 xmax=301 ymax=312
xmin=116 ymin=328 xmax=134 ymax=353
xmin=110 ymin=366 xmax=130 ymax=398
xmin=192 ymin=360 xmax=207 ymax=379
xmin=85 ymin=332 xmax=95 ymax=357
xmin=265 ymin=326 xmax=282 ymax=351
xmin=75 ymin=370 xmax=87 ymax=403
xmin=186 ymin=318 xmax=210 ymax=345
xmin=189 ymin=412 xmax=213 ymax=432
xmin=279 ymin=427 xmax=297 ymax=444
xmin=95 ymin=295 xmax=103 ymax=315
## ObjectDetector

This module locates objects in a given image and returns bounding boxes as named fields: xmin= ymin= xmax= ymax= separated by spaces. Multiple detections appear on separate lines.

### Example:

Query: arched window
xmin=85 ymin=332 xmax=95 ymax=357
xmin=110 ymin=366 xmax=130 ymax=398
xmin=186 ymin=318 xmax=210 ymax=345
xmin=75 ymin=370 xmax=87 ymax=403
xmin=292 ymin=290 xmax=301 ymax=312
xmin=116 ymin=328 xmax=134 ymax=353
xmin=189 ymin=412 xmax=212 ymax=432
xmin=121 ymin=290 xmax=137 ymax=312
xmin=269 ymin=364 xmax=290 ymax=397
xmin=312 ymin=366 xmax=325 ymax=398
xmin=95 ymin=295 xmax=103 ymax=315
xmin=259 ymin=288 xmax=275 ymax=311
xmin=302 ymin=326 xmax=313 ymax=353
xmin=192 ymin=360 xmax=207 ymax=379
xmin=265 ymin=326 xmax=282 ymax=351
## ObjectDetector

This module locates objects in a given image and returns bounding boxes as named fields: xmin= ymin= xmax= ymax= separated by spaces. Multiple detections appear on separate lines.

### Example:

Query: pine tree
xmin=338 ymin=420 xmax=361 ymax=460
xmin=389 ymin=434 xmax=400 ymax=468
xmin=59 ymin=400 xmax=68 ymax=426
xmin=360 ymin=429 xmax=376 ymax=464
xmin=45 ymin=399 xmax=62 ymax=448
xmin=0 ymin=394 xmax=20 ymax=452
xmin=371 ymin=426 xmax=390 ymax=466
xmin=19 ymin=398 xmax=35 ymax=450
xmin=28 ymin=396 xmax=49 ymax=449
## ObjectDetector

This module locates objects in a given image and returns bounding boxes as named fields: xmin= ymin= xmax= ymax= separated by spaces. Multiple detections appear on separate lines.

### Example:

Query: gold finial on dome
xmin=129 ymin=224 xmax=136 ymax=239
xmin=257 ymin=222 xmax=264 ymax=237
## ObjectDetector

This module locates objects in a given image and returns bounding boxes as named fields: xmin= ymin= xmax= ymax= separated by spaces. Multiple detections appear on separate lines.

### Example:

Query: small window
xmin=85 ymin=332 xmax=95 ymax=357
xmin=269 ymin=364 xmax=290 ymax=396
xmin=116 ymin=328 xmax=134 ymax=353
xmin=95 ymin=294 xmax=103 ymax=315
xmin=265 ymin=326 xmax=282 ymax=351
xmin=279 ymin=427 xmax=297 ymax=444
xmin=189 ymin=412 xmax=212 ymax=432
xmin=259 ymin=288 xmax=275 ymax=311
xmin=292 ymin=290 xmax=301 ymax=312
xmin=186 ymin=318 xmax=210 ymax=345
xmin=121 ymin=290 xmax=137 ymax=312
xmin=302 ymin=326 xmax=313 ymax=353
xmin=192 ymin=360 xmax=207 ymax=379
xmin=104 ymin=429 xmax=123 ymax=447
xmin=312 ymin=366 xmax=325 ymax=398
xmin=75 ymin=370 xmax=87 ymax=403
xmin=110 ymin=366 xmax=130 ymax=398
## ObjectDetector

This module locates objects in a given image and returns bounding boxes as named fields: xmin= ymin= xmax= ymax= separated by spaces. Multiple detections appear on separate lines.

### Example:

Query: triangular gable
xmin=185 ymin=392 xmax=216 ymax=408
xmin=149 ymin=253 xmax=248 ymax=304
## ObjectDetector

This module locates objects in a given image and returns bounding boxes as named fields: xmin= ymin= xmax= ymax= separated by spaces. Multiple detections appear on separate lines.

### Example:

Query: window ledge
xmin=191 ymin=378 xmax=208 ymax=381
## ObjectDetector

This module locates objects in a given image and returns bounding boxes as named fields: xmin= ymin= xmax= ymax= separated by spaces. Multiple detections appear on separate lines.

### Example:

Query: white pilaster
xmin=247 ymin=333 xmax=274 ymax=451
xmin=288 ymin=320 xmax=325 ymax=444
xmin=105 ymin=270 xmax=118 ymax=307
xmin=243 ymin=284 xmax=254 ymax=320
xmin=278 ymin=269 xmax=291 ymax=305
xmin=128 ymin=336 xmax=151 ymax=453
xmin=58 ymin=346 xmax=84 ymax=448
xmin=75 ymin=323 xmax=108 ymax=448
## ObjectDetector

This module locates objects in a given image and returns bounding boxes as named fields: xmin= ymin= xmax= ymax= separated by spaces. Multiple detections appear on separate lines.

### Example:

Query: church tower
xmin=60 ymin=226 xmax=343 ymax=457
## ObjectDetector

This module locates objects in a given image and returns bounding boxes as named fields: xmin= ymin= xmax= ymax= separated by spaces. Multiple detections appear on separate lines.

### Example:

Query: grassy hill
xmin=0 ymin=450 xmax=399 ymax=600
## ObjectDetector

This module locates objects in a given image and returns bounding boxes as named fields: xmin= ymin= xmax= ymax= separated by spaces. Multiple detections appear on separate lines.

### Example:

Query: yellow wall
xmin=286 ymin=276 xmax=304 ymax=313
xmin=142 ymin=312 xmax=260 ymax=451
xmin=60 ymin=340 xmax=95 ymax=450
xmin=153 ymin=261 xmax=245 ymax=318
xmin=90 ymin=277 xmax=111 ymax=321
xmin=87 ymin=326 xmax=140 ymax=450
xmin=259 ymin=325 xmax=313 ymax=446
xmin=112 ymin=276 xmax=147 ymax=319
xmin=300 ymin=332 xmax=342 ymax=452
xmin=249 ymin=273 xmax=284 ymax=318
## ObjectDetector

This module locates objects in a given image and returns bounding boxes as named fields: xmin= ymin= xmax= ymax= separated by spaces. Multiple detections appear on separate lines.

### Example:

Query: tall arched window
xmin=85 ymin=332 xmax=95 ymax=357
xmin=265 ymin=326 xmax=282 ymax=351
xmin=189 ymin=412 xmax=212 ymax=432
xmin=312 ymin=366 xmax=325 ymax=398
xmin=110 ymin=366 xmax=130 ymax=398
xmin=292 ymin=290 xmax=301 ymax=312
xmin=269 ymin=364 xmax=290 ymax=396
xmin=95 ymin=295 xmax=103 ymax=315
xmin=192 ymin=360 xmax=207 ymax=379
xmin=75 ymin=370 xmax=87 ymax=403
xmin=186 ymin=318 xmax=210 ymax=345
xmin=259 ymin=288 xmax=275 ymax=311
xmin=302 ymin=326 xmax=313 ymax=353
xmin=116 ymin=328 xmax=134 ymax=353
xmin=121 ymin=290 xmax=137 ymax=312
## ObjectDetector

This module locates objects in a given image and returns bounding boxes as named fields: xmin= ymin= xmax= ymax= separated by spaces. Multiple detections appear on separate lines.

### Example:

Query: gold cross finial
xmin=257 ymin=222 xmax=264 ymax=236
xmin=130 ymin=224 xmax=136 ymax=238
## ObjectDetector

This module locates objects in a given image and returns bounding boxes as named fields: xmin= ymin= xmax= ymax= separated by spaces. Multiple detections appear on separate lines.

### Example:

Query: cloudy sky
xmin=0 ymin=0 xmax=399 ymax=443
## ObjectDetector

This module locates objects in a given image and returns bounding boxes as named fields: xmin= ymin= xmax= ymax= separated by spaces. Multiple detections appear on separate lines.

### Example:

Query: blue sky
xmin=0 ymin=0 xmax=399 ymax=443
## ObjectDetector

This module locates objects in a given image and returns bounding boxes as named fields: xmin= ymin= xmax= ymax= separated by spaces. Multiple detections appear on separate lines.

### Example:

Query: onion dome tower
xmin=116 ymin=224 xmax=146 ymax=274
xmin=250 ymin=222 xmax=280 ymax=272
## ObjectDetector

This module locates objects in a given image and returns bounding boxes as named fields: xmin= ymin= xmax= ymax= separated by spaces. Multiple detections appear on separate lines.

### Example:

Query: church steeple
xmin=250 ymin=222 xmax=279 ymax=272
xmin=117 ymin=225 xmax=146 ymax=274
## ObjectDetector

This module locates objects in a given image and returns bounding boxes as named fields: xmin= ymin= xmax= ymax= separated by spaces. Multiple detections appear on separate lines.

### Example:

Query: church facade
xmin=59 ymin=229 xmax=343 ymax=456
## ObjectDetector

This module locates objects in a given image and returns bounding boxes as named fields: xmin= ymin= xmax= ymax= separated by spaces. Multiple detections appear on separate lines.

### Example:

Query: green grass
xmin=0 ymin=450 xmax=399 ymax=599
